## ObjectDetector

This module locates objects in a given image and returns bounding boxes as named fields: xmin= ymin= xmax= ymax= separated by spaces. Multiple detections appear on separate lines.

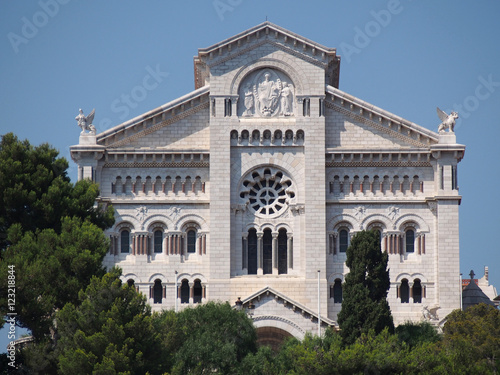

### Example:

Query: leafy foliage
xmin=56 ymin=268 xmax=166 ymax=375
xmin=0 ymin=133 xmax=114 ymax=339
xmin=442 ymin=303 xmax=500 ymax=373
xmin=172 ymin=301 xmax=257 ymax=375
xmin=396 ymin=321 xmax=440 ymax=349
xmin=1 ymin=217 xmax=110 ymax=339
xmin=0 ymin=133 xmax=113 ymax=250
xmin=337 ymin=230 xmax=394 ymax=346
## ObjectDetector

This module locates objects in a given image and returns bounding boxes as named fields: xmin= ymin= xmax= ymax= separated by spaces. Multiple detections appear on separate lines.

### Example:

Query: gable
xmin=194 ymin=21 xmax=340 ymax=90
xmin=97 ymin=87 xmax=210 ymax=149
xmin=325 ymin=85 xmax=438 ymax=150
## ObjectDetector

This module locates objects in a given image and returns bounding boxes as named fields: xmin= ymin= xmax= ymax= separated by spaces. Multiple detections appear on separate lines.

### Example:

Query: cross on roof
xmin=469 ymin=270 xmax=475 ymax=280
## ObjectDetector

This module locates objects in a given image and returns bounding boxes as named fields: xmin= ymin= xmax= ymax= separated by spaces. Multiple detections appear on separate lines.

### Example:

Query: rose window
xmin=240 ymin=168 xmax=295 ymax=217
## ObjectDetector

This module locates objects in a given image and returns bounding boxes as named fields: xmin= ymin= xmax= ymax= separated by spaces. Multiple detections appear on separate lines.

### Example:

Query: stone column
xmin=287 ymin=233 xmax=293 ymax=270
xmin=189 ymin=282 xmax=194 ymax=304
xmin=242 ymin=234 xmax=248 ymax=272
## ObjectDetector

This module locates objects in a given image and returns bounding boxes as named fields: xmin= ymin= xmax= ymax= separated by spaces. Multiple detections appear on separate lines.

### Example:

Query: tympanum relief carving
xmin=238 ymin=69 xmax=295 ymax=118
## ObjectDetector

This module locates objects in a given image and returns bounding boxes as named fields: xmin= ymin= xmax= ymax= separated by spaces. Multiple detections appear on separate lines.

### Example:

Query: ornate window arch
xmin=239 ymin=167 xmax=295 ymax=218
xmin=401 ymin=222 xmax=419 ymax=255
xmin=181 ymin=221 xmax=201 ymax=256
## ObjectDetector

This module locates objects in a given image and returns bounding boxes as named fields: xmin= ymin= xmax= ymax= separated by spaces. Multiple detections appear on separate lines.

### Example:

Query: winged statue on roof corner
xmin=437 ymin=107 xmax=458 ymax=133
xmin=76 ymin=108 xmax=96 ymax=134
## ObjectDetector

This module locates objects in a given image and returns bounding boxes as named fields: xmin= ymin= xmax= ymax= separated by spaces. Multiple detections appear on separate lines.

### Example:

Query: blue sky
xmin=1 ymin=0 xmax=499 ymax=348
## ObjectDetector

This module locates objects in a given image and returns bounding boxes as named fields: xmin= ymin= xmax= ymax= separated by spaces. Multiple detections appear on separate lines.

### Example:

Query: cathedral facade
xmin=71 ymin=22 xmax=465 ymax=339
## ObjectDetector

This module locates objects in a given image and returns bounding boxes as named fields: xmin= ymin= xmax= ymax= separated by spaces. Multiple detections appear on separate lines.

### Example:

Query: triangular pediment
xmin=325 ymin=85 xmax=439 ymax=150
xmin=194 ymin=22 xmax=340 ymax=89
xmin=96 ymin=86 xmax=210 ymax=149
xmin=235 ymin=286 xmax=337 ymax=333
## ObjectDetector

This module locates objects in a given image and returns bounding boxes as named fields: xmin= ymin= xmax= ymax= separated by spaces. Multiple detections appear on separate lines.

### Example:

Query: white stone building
xmin=71 ymin=22 xmax=465 ymax=342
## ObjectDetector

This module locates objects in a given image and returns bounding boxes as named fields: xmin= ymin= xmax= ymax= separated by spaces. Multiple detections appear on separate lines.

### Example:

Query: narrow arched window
xmin=333 ymin=279 xmax=343 ymax=303
xmin=121 ymin=230 xmax=130 ymax=253
xmin=406 ymin=229 xmax=415 ymax=253
xmin=180 ymin=279 xmax=190 ymax=304
xmin=400 ymin=279 xmax=410 ymax=303
xmin=413 ymin=279 xmax=422 ymax=303
xmin=278 ymin=229 xmax=288 ymax=275
xmin=154 ymin=229 xmax=163 ymax=253
xmin=153 ymin=279 xmax=163 ymax=304
xmin=127 ymin=279 xmax=135 ymax=288
xmin=263 ymin=229 xmax=272 ymax=274
xmin=339 ymin=229 xmax=349 ymax=253
xmin=248 ymin=229 xmax=257 ymax=275
xmin=193 ymin=279 xmax=202 ymax=303
xmin=187 ymin=230 xmax=196 ymax=253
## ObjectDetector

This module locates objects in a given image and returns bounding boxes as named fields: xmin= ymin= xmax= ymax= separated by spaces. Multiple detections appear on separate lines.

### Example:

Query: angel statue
xmin=437 ymin=107 xmax=458 ymax=133
xmin=76 ymin=108 xmax=96 ymax=134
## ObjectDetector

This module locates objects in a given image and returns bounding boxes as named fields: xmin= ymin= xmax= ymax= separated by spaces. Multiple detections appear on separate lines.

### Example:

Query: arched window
xmin=154 ymin=229 xmax=163 ymax=253
xmin=120 ymin=230 xmax=130 ymax=253
xmin=278 ymin=229 xmax=288 ymax=275
xmin=333 ymin=279 xmax=343 ymax=303
xmin=413 ymin=279 xmax=422 ymax=303
xmin=193 ymin=279 xmax=202 ymax=304
xmin=263 ymin=229 xmax=272 ymax=274
xmin=339 ymin=229 xmax=349 ymax=253
xmin=400 ymin=279 xmax=410 ymax=303
xmin=406 ymin=229 xmax=415 ymax=253
xmin=153 ymin=279 xmax=163 ymax=304
xmin=187 ymin=229 xmax=196 ymax=253
xmin=180 ymin=279 xmax=190 ymax=304
xmin=127 ymin=279 xmax=135 ymax=288
xmin=247 ymin=229 xmax=257 ymax=275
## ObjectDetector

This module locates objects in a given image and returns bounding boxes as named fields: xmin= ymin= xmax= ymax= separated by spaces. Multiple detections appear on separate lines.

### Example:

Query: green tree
xmin=0 ymin=217 xmax=110 ymax=340
xmin=0 ymin=133 xmax=114 ymax=338
xmin=337 ymin=230 xmax=394 ymax=346
xmin=56 ymin=268 xmax=166 ymax=375
xmin=0 ymin=132 xmax=113 ymax=250
xmin=396 ymin=321 xmax=440 ymax=349
xmin=442 ymin=304 xmax=500 ymax=373
xmin=172 ymin=301 xmax=257 ymax=375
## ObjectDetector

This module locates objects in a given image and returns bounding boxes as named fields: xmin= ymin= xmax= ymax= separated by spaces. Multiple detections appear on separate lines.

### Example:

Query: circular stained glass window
xmin=240 ymin=168 xmax=295 ymax=217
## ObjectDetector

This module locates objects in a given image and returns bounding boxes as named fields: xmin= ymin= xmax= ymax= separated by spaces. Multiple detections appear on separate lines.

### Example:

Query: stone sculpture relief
xmin=239 ymin=69 xmax=294 ymax=118
xmin=75 ymin=108 xmax=96 ymax=134
xmin=437 ymin=107 xmax=458 ymax=133
xmin=422 ymin=305 xmax=440 ymax=321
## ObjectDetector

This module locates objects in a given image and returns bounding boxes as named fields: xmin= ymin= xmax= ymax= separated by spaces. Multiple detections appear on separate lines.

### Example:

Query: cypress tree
xmin=337 ymin=230 xmax=394 ymax=346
